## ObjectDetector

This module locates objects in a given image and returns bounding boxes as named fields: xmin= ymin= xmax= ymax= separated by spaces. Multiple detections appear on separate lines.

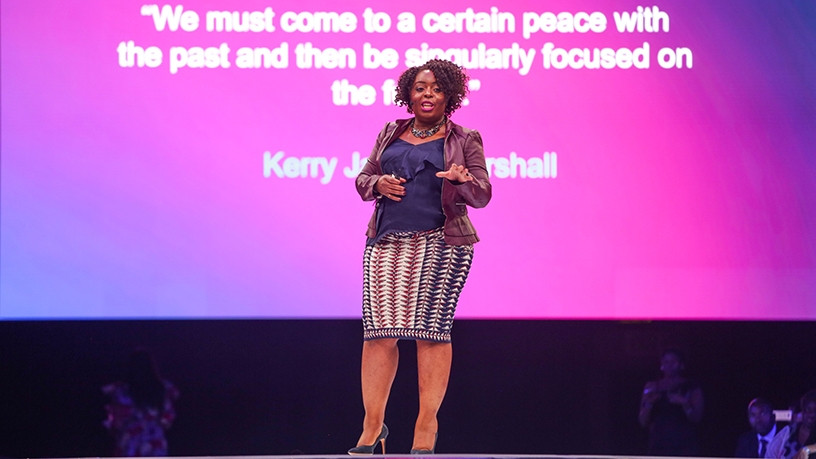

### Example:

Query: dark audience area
xmin=1 ymin=319 xmax=814 ymax=457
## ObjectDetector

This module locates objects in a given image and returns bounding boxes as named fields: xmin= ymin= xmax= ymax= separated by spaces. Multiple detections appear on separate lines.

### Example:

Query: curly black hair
xmin=394 ymin=59 xmax=469 ymax=117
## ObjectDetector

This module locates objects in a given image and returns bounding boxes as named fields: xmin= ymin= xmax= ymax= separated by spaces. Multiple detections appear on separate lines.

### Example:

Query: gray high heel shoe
xmin=410 ymin=432 xmax=437 ymax=455
xmin=348 ymin=424 xmax=388 ymax=456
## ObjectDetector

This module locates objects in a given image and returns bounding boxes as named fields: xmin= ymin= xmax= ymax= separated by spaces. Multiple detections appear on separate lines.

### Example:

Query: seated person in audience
xmin=767 ymin=390 xmax=816 ymax=459
xmin=103 ymin=348 xmax=179 ymax=457
xmin=736 ymin=398 xmax=778 ymax=457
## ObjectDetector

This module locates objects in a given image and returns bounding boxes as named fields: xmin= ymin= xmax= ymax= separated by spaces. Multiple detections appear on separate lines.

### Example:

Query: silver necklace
xmin=411 ymin=117 xmax=446 ymax=139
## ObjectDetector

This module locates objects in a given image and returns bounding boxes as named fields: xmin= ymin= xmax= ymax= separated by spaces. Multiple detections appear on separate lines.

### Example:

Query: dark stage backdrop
xmin=1 ymin=320 xmax=814 ymax=457
xmin=3 ymin=0 xmax=815 ymax=321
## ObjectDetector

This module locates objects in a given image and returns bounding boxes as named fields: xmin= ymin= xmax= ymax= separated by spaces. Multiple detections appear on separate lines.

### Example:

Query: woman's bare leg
xmin=412 ymin=340 xmax=452 ymax=451
xmin=355 ymin=338 xmax=399 ymax=446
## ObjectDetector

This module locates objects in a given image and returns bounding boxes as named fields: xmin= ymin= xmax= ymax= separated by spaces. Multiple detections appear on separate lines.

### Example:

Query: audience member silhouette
xmin=767 ymin=390 xmax=816 ymax=459
xmin=638 ymin=348 xmax=704 ymax=456
xmin=102 ymin=348 xmax=180 ymax=456
xmin=736 ymin=398 xmax=779 ymax=457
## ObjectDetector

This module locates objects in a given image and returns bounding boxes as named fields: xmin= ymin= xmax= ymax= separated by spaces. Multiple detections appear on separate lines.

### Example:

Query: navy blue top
xmin=367 ymin=138 xmax=445 ymax=245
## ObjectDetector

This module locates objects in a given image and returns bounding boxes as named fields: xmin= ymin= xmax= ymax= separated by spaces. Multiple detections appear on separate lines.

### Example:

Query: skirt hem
xmin=363 ymin=328 xmax=451 ymax=343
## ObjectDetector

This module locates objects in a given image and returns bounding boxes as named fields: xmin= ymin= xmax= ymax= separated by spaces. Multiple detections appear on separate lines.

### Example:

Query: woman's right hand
xmin=376 ymin=174 xmax=407 ymax=201
xmin=642 ymin=382 xmax=660 ymax=403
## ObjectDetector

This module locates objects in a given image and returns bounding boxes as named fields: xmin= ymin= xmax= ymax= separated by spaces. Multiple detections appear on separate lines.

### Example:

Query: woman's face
xmin=659 ymin=352 xmax=683 ymax=377
xmin=803 ymin=400 xmax=816 ymax=427
xmin=410 ymin=69 xmax=447 ymax=124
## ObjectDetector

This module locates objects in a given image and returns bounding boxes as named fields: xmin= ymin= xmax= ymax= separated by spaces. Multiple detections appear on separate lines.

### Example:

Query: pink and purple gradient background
xmin=2 ymin=1 xmax=814 ymax=319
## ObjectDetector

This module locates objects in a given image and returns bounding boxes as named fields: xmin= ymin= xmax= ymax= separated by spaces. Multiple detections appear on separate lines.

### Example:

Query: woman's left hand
xmin=436 ymin=163 xmax=474 ymax=182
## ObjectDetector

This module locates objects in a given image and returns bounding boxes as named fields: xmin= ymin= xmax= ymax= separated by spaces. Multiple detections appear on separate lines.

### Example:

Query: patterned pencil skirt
xmin=362 ymin=227 xmax=474 ymax=342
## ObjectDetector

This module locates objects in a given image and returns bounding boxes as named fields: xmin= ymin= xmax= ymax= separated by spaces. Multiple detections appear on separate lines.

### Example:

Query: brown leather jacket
xmin=356 ymin=118 xmax=492 ymax=245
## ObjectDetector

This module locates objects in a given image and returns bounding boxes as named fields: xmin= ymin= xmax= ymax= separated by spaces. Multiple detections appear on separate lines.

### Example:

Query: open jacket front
xmin=356 ymin=118 xmax=492 ymax=245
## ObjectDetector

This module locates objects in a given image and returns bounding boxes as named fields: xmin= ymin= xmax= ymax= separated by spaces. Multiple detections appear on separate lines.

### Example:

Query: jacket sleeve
xmin=451 ymin=129 xmax=492 ymax=208
xmin=355 ymin=123 xmax=390 ymax=202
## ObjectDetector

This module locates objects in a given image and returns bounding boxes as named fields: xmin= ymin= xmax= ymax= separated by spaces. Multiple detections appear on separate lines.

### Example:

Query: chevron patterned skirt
xmin=362 ymin=228 xmax=474 ymax=342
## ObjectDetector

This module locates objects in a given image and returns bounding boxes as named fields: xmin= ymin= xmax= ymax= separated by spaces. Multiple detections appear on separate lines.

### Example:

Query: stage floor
xmin=81 ymin=455 xmax=731 ymax=459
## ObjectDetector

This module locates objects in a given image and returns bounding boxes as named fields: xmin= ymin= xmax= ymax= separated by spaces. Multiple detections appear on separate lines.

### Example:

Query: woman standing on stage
xmin=349 ymin=59 xmax=492 ymax=455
